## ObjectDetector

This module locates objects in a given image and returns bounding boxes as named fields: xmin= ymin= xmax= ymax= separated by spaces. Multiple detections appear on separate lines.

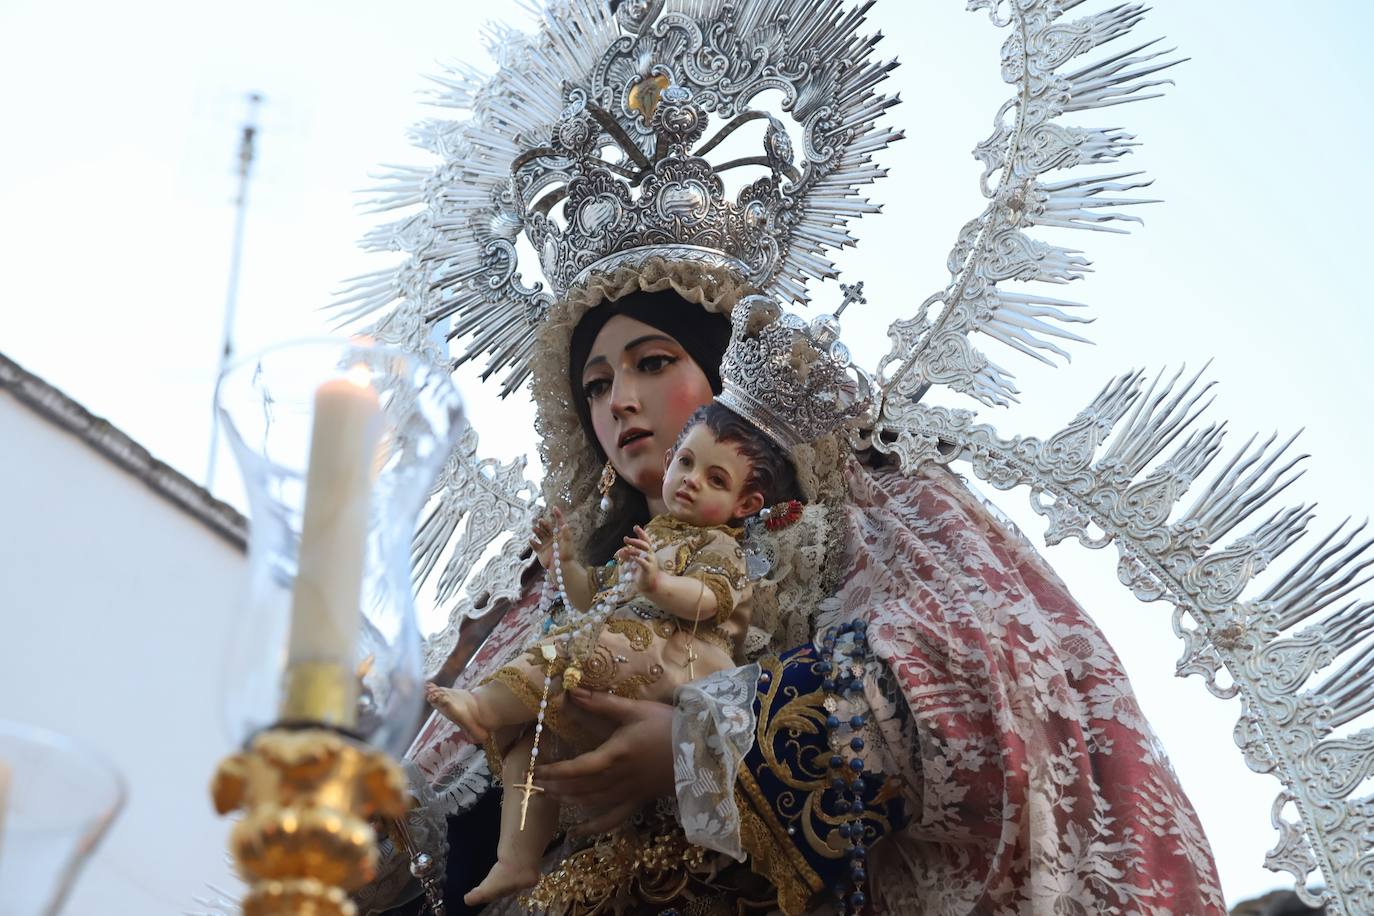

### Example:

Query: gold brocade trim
xmin=651 ymin=611 xmax=733 ymax=655
xmin=684 ymin=550 xmax=748 ymax=585
xmin=699 ymin=572 xmax=735 ymax=624
xmin=523 ymin=820 xmax=708 ymax=914
xmin=481 ymin=667 xmax=558 ymax=775
xmin=645 ymin=514 xmax=743 ymax=542
xmin=483 ymin=735 xmax=505 ymax=786
xmin=486 ymin=665 xmax=553 ymax=724
xmin=735 ymin=774 xmax=819 ymax=915
xmin=606 ymin=617 xmax=653 ymax=652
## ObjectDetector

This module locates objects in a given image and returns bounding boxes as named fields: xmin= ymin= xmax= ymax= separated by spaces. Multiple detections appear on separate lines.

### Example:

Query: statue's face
xmin=580 ymin=314 xmax=714 ymax=502
xmin=661 ymin=423 xmax=764 ymax=527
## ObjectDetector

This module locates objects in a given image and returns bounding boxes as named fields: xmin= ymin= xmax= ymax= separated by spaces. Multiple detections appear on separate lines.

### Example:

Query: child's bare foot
xmin=463 ymin=859 xmax=540 ymax=905
xmin=424 ymin=683 xmax=489 ymax=742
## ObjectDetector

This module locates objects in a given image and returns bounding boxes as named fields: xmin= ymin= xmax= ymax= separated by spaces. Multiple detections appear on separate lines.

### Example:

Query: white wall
xmin=0 ymin=393 xmax=244 ymax=914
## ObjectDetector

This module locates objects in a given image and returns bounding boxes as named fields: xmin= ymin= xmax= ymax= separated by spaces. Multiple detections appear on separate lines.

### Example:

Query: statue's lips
xmin=618 ymin=429 xmax=652 ymax=452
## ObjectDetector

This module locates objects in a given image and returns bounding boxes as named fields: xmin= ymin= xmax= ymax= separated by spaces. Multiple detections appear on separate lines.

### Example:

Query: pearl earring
xmin=597 ymin=461 xmax=616 ymax=515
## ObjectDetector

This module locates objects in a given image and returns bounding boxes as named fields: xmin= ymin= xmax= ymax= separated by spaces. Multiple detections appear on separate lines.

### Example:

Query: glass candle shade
xmin=0 ymin=721 xmax=126 ymax=916
xmin=215 ymin=338 xmax=464 ymax=754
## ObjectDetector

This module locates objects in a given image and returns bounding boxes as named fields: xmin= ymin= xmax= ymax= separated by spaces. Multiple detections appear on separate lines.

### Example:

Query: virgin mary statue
xmin=333 ymin=1 xmax=1301 ymax=913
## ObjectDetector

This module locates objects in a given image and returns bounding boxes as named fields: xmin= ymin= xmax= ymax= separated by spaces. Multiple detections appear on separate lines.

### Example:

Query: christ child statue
xmin=424 ymin=400 xmax=799 ymax=904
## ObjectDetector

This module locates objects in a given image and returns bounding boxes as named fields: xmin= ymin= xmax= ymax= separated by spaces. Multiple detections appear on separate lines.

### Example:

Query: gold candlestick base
xmin=212 ymin=727 xmax=408 ymax=916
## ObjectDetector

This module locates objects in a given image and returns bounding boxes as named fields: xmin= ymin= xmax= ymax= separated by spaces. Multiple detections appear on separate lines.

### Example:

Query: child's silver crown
xmin=716 ymin=295 xmax=872 ymax=451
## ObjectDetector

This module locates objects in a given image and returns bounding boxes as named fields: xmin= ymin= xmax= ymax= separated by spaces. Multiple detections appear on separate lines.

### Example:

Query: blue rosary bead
xmin=838 ymin=822 xmax=852 ymax=838
xmin=849 ymin=757 xmax=864 ymax=772
xmin=850 ymin=736 xmax=864 ymax=751
xmin=851 ymin=798 xmax=866 ymax=814
xmin=850 ymin=714 xmax=866 ymax=729
xmin=832 ymin=883 xmax=847 ymax=900
xmin=830 ymin=754 xmax=844 ymax=769
xmin=822 ymin=678 xmax=835 ymax=692
xmin=851 ymin=844 xmax=867 ymax=859
xmin=849 ymin=891 xmax=866 ymax=909
xmin=826 ymin=714 xmax=840 ymax=730
xmin=851 ymin=862 xmax=866 ymax=880
xmin=817 ymin=660 xmax=832 ymax=674
xmin=831 ymin=775 xmax=847 ymax=791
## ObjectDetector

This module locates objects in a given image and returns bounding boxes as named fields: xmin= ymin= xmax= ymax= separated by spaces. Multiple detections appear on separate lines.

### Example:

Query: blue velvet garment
xmin=736 ymin=643 xmax=909 ymax=912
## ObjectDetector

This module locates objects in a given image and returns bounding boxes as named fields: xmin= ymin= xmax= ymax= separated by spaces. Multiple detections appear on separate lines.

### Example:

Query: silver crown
xmin=342 ymin=1 xmax=899 ymax=396
xmin=518 ymin=86 xmax=800 ymax=297
xmin=716 ymin=295 xmax=872 ymax=450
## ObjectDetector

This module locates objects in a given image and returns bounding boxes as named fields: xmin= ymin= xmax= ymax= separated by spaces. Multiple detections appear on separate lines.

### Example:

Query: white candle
xmin=284 ymin=369 xmax=383 ymax=717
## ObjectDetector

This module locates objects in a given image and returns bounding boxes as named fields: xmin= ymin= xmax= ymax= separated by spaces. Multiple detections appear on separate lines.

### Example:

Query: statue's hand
xmin=534 ymin=688 xmax=675 ymax=835
xmin=530 ymin=507 xmax=572 ymax=570
xmin=616 ymin=528 xmax=658 ymax=596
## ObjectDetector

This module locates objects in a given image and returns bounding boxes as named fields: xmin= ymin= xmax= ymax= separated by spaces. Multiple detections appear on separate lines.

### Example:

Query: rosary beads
xmin=519 ymin=521 xmax=642 ymax=830
xmin=820 ymin=620 xmax=873 ymax=915
xmin=548 ymin=529 xmax=638 ymax=688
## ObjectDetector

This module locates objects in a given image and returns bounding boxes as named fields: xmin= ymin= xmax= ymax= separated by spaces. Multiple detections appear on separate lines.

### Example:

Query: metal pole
xmin=206 ymin=92 xmax=263 ymax=491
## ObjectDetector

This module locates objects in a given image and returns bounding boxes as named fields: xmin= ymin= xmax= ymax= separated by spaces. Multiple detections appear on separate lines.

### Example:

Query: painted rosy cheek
xmin=658 ymin=372 xmax=712 ymax=425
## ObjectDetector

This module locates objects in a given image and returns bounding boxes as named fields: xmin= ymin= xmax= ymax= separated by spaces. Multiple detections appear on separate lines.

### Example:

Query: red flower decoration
xmin=764 ymin=499 xmax=804 ymax=531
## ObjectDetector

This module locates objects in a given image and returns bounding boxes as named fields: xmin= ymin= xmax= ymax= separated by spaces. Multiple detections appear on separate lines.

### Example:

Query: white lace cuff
xmin=672 ymin=663 xmax=760 ymax=861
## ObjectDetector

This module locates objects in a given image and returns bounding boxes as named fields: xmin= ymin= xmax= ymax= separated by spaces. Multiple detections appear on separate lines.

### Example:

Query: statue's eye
xmin=638 ymin=354 xmax=677 ymax=373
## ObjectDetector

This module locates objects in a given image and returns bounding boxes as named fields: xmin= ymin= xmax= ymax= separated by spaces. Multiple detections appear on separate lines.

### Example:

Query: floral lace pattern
xmin=839 ymin=462 xmax=1225 ymax=915
xmin=673 ymin=663 xmax=761 ymax=861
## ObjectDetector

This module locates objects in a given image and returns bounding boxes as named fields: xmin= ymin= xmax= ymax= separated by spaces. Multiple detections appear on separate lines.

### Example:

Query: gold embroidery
xmin=486 ymin=665 xmax=552 ymax=723
xmin=754 ymin=655 xmax=830 ymax=793
xmin=735 ymin=777 xmax=819 ymax=915
xmin=744 ymin=652 xmax=897 ymax=877
xmin=699 ymin=572 xmax=736 ymax=623
xmin=608 ymin=663 xmax=665 ymax=699
xmin=605 ymin=617 xmax=653 ymax=651
xmin=644 ymin=515 xmax=743 ymax=542
xmin=523 ymin=815 xmax=707 ymax=914
xmin=684 ymin=551 xmax=748 ymax=588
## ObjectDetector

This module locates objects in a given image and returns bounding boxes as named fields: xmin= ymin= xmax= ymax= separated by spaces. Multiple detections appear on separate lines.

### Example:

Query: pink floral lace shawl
xmin=847 ymin=461 xmax=1225 ymax=914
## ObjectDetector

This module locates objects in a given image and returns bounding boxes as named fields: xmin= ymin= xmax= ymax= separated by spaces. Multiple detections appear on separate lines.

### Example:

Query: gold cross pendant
xmin=684 ymin=642 xmax=697 ymax=681
xmin=513 ymin=775 xmax=544 ymax=831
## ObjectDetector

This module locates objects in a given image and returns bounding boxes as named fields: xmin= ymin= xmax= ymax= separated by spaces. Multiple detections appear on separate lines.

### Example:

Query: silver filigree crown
xmin=344 ymin=3 xmax=899 ymax=395
xmin=716 ymin=295 xmax=872 ymax=450
xmin=517 ymin=85 xmax=799 ymax=298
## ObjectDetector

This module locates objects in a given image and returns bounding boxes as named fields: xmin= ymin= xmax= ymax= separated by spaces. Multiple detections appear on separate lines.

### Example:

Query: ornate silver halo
xmin=335 ymin=0 xmax=899 ymax=397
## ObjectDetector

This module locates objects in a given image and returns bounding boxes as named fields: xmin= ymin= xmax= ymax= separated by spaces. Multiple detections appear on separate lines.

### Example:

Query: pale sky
xmin=2 ymin=0 xmax=1371 ymax=907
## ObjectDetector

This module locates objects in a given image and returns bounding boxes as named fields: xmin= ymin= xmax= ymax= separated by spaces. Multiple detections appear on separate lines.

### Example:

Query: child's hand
xmin=530 ymin=507 xmax=572 ymax=570
xmin=618 ymin=526 xmax=658 ymax=595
